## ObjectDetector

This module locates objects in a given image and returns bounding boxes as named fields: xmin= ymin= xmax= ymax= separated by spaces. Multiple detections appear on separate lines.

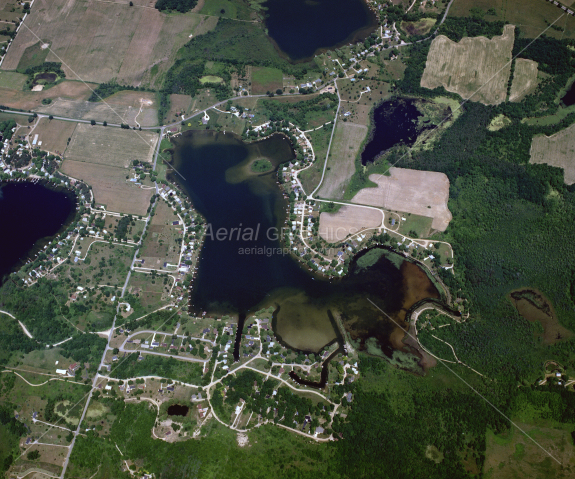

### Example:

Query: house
xmin=68 ymin=363 xmax=79 ymax=375
xmin=346 ymin=392 xmax=353 ymax=403
xmin=56 ymin=369 xmax=68 ymax=376
xmin=315 ymin=426 xmax=324 ymax=435
xmin=112 ymin=356 xmax=118 ymax=362
xmin=166 ymin=386 xmax=175 ymax=392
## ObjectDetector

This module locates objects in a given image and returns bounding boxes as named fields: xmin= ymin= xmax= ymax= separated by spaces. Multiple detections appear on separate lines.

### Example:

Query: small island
xmin=250 ymin=158 xmax=273 ymax=173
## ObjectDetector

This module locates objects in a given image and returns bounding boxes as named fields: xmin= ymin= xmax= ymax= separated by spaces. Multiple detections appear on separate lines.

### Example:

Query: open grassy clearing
xmin=163 ymin=93 xmax=192 ymax=125
xmin=397 ymin=212 xmax=434 ymax=238
xmin=488 ymin=113 xmax=512 ymax=131
xmin=1 ymin=0 xmax=218 ymax=86
xmin=523 ymin=103 xmax=575 ymax=126
xmin=317 ymin=121 xmax=367 ymax=200
xmin=351 ymin=167 xmax=452 ymax=232
xmin=32 ymin=118 xmax=77 ymax=156
xmin=509 ymin=59 xmax=539 ymax=102
xmin=251 ymin=66 xmax=283 ymax=94
xmin=127 ymin=271 xmax=172 ymax=310
xmin=139 ymin=200 xmax=182 ymax=270
xmin=64 ymin=123 xmax=158 ymax=168
xmin=0 ymin=81 xmax=94 ymax=111
xmin=421 ymin=24 xmax=515 ymax=105
xmin=0 ymin=70 xmax=27 ymax=90
xmin=61 ymin=160 xmax=154 ymax=215
xmin=530 ymin=122 xmax=575 ymax=184
xmin=483 ymin=423 xmax=574 ymax=478
xmin=449 ymin=0 xmax=575 ymax=39
xmin=16 ymin=41 xmax=50 ymax=71
xmin=299 ymin=125 xmax=332 ymax=194
xmin=199 ymin=0 xmax=254 ymax=21
xmin=318 ymin=206 xmax=382 ymax=242
xmin=400 ymin=17 xmax=436 ymax=36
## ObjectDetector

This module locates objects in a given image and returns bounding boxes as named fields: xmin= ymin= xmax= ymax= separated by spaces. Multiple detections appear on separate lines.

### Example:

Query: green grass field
xmin=0 ymin=71 xmax=27 ymax=90
xmin=17 ymin=42 xmax=50 ymax=72
xmin=199 ymin=0 xmax=253 ymax=21
xmin=251 ymin=67 xmax=283 ymax=94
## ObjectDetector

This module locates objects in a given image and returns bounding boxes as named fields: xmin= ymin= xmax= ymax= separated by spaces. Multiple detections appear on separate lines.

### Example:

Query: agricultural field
xmin=0 ymin=80 xmax=94 ymax=111
xmin=37 ymin=91 xmax=158 ymax=126
xmin=530 ymin=122 xmax=575 ymax=184
xmin=351 ymin=167 xmax=452 ymax=232
xmin=421 ymin=24 xmax=515 ymax=105
xmin=317 ymin=121 xmax=368 ymax=200
xmin=251 ymin=67 xmax=283 ymax=94
xmin=448 ymin=0 xmax=575 ymax=39
xmin=318 ymin=205 xmax=383 ymax=242
xmin=31 ymin=118 xmax=77 ymax=155
xmin=61 ymin=160 xmax=154 ymax=215
xmin=1 ymin=0 xmax=218 ymax=86
xmin=509 ymin=59 xmax=539 ymax=102
xmin=139 ymin=200 xmax=182 ymax=270
xmin=64 ymin=123 xmax=158 ymax=168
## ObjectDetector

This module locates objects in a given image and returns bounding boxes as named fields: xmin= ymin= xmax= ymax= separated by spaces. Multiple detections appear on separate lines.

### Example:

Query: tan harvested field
xmin=64 ymin=123 xmax=158 ymax=168
xmin=2 ymin=0 xmax=218 ymax=86
xmin=36 ymin=91 xmax=158 ymax=126
xmin=317 ymin=121 xmax=368 ymax=200
xmin=319 ymin=205 xmax=382 ymax=242
xmin=421 ymin=24 xmax=515 ymax=105
xmin=0 ymin=81 xmax=94 ymax=111
xmin=61 ymin=160 xmax=153 ymax=215
xmin=530 ymin=122 xmax=575 ymax=184
xmin=509 ymin=59 xmax=538 ymax=102
xmin=32 ymin=118 xmax=77 ymax=155
xmin=351 ymin=167 xmax=452 ymax=231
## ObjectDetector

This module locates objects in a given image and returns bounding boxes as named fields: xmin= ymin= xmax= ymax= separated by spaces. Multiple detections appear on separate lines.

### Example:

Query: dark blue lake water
xmin=263 ymin=0 xmax=377 ymax=60
xmin=170 ymin=131 xmax=438 ymax=356
xmin=0 ymin=182 xmax=76 ymax=283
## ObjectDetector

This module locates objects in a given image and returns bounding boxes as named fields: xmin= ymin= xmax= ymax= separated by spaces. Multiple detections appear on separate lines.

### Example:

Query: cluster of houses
xmin=56 ymin=362 xmax=79 ymax=377
xmin=546 ymin=0 xmax=575 ymax=16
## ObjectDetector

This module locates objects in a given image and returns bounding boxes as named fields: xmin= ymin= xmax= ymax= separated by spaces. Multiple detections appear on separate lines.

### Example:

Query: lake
xmin=263 ymin=0 xmax=378 ymax=61
xmin=171 ymin=131 xmax=439 ymax=358
xmin=0 ymin=181 xmax=76 ymax=284
xmin=360 ymin=98 xmax=425 ymax=165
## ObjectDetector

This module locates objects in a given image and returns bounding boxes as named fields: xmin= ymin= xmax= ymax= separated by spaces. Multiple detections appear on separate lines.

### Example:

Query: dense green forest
xmin=154 ymin=0 xmax=197 ymax=13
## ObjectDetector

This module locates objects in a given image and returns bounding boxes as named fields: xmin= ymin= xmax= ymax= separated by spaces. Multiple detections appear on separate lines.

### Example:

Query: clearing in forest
xmin=509 ymin=59 xmax=538 ymax=102
xmin=421 ymin=24 xmax=515 ymax=105
xmin=351 ymin=167 xmax=452 ymax=232
xmin=530 ymin=122 xmax=575 ymax=184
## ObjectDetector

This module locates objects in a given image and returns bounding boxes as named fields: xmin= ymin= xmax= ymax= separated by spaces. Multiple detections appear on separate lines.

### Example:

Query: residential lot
xmin=61 ymin=160 xmax=154 ymax=215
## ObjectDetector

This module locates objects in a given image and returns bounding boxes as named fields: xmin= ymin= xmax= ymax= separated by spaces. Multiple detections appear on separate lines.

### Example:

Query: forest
xmin=154 ymin=0 xmax=197 ymax=13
